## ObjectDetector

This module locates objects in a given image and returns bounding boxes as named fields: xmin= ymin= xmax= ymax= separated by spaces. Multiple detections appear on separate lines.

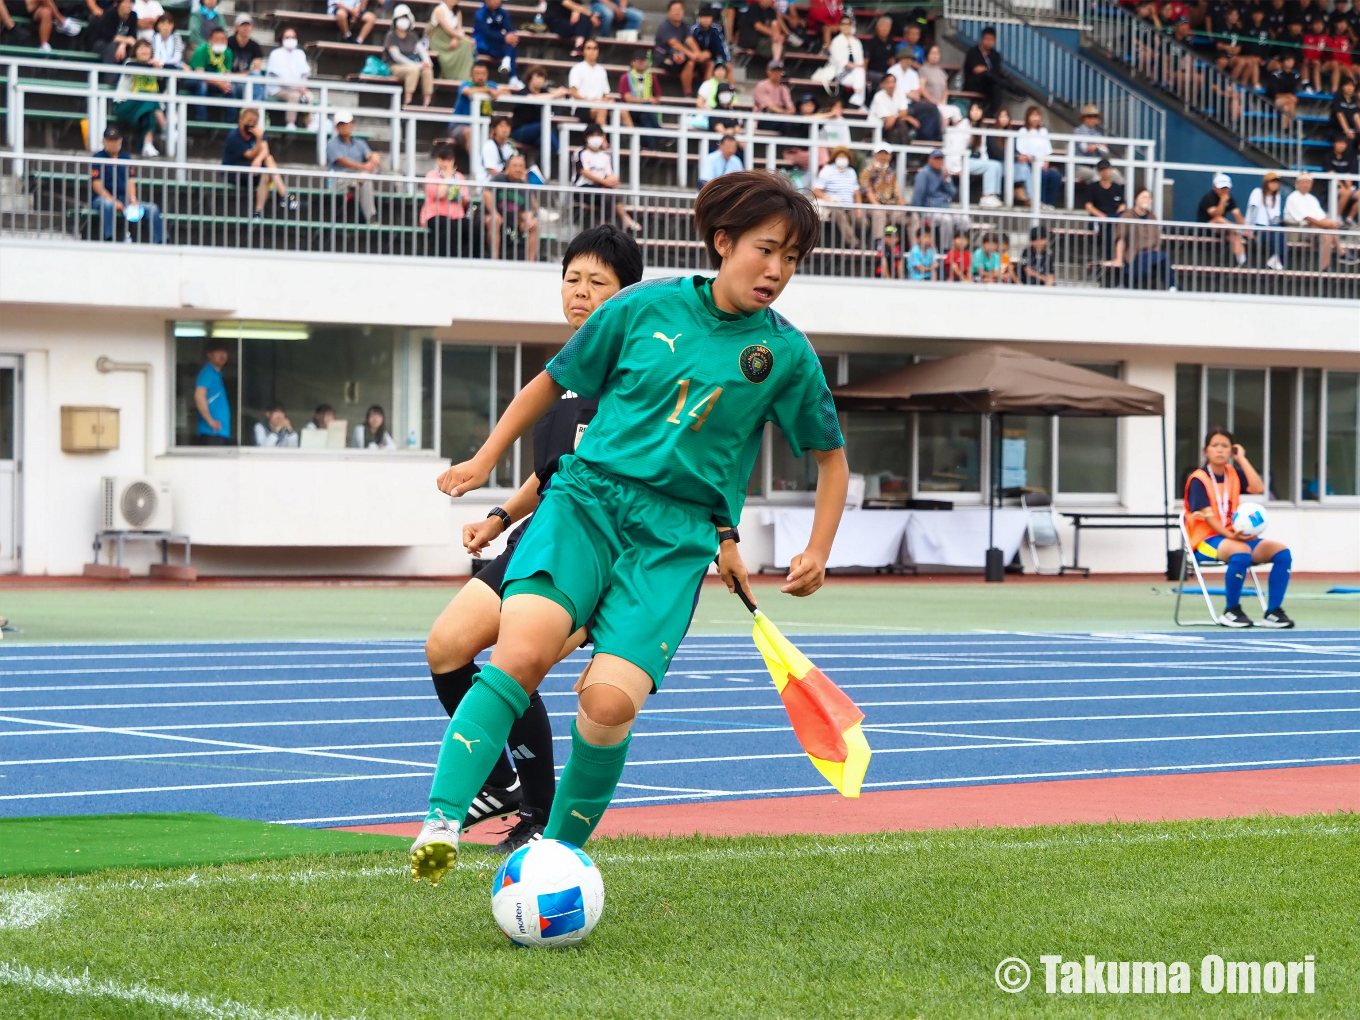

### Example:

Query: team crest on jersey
xmin=739 ymin=345 xmax=773 ymax=383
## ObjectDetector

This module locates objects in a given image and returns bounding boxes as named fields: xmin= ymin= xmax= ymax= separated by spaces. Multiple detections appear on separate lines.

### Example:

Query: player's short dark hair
xmin=561 ymin=224 xmax=644 ymax=288
xmin=205 ymin=338 xmax=230 ymax=355
xmin=1204 ymin=426 xmax=1234 ymax=449
xmin=693 ymin=170 xmax=819 ymax=269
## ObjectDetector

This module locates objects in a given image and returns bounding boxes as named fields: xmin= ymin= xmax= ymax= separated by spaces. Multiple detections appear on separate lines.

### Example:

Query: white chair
xmin=1174 ymin=518 xmax=1267 ymax=626
xmin=1020 ymin=492 xmax=1085 ymax=576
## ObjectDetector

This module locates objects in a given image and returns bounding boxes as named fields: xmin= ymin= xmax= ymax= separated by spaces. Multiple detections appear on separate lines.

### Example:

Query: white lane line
xmin=277 ymin=811 xmax=427 ymax=825
xmin=0 ymin=648 xmax=422 ymax=664
xmin=0 ymin=960 xmax=356 ymax=1020
xmin=0 ymin=663 xmax=431 ymax=678
xmin=0 ymin=676 xmax=433 ymax=694
xmin=0 ymin=771 xmax=432 ymax=802
xmin=884 ymin=706 xmax=1360 ymax=729
xmin=614 ymin=782 xmax=735 ymax=795
xmin=860 ymin=725 xmax=1063 ymax=744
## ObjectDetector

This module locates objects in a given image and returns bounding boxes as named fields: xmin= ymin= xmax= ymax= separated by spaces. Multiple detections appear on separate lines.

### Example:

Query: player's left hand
xmin=462 ymin=515 xmax=504 ymax=555
xmin=437 ymin=458 xmax=490 ymax=497
xmin=783 ymin=549 xmax=826 ymax=596
xmin=717 ymin=540 xmax=755 ymax=606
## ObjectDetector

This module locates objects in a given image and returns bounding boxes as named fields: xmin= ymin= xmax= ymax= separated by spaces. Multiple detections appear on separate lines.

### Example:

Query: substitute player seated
xmin=1184 ymin=427 xmax=1294 ymax=629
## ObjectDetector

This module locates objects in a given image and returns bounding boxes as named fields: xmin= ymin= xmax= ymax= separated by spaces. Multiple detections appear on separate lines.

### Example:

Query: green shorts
xmin=501 ymin=456 xmax=717 ymax=688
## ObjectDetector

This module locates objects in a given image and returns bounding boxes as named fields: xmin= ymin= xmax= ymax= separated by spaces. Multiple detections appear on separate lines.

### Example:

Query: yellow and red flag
xmin=747 ymin=605 xmax=871 ymax=798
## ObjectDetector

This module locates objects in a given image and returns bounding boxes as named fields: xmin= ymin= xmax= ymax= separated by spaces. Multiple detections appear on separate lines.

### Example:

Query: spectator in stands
xmin=1021 ymin=225 xmax=1054 ymax=286
xmin=1196 ymin=171 xmax=1248 ymax=267
xmin=821 ymin=14 xmax=867 ymax=107
xmin=739 ymin=0 xmax=785 ymax=66
xmin=972 ymin=232 xmax=1001 ymax=282
xmin=266 ymin=27 xmax=314 ymax=128
xmin=90 ymin=125 xmax=164 ymax=242
xmin=24 ymin=0 xmax=82 ymax=53
xmin=423 ymin=142 xmax=473 ymax=256
xmin=874 ymin=223 xmax=905 ymax=279
xmin=222 ymin=106 xmax=297 ymax=217
xmin=814 ymin=145 xmax=861 ymax=243
xmin=1327 ymin=16 xmax=1356 ymax=94
xmin=865 ymin=16 xmax=896 ymax=96
xmin=481 ymin=115 xmax=515 ymax=178
xmin=918 ymin=44 xmax=957 ymax=135
xmin=804 ymin=0 xmax=841 ymax=53
xmin=898 ymin=22 xmax=925 ymax=65
xmin=691 ymin=59 xmax=728 ymax=126
xmin=90 ymin=0 xmax=139 ymax=65
xmin=1115 ymin=187 xmax=1174 ymax=290
xmin=860 ymin=146 xmax=904 ymax=242
xmin=1015 ymin=105 xmax=1062 ymax=208
xmin=943 ymin=232 xmax=971 ymax=281
xmin=451 ymin=63 xmax=512 ymax=150
xmin=132 ymin=0 xmax=163 ymax=43
xmin=1072 ymin=104 xmax=1123 ymax=187
xmin=0 ymin=5 xmax=22 ymax=42
xmin=985 ymin=105 xmax=1014 ymax=197
xmin=188 ymin=0 xmax=221 ymax=53
xmin=194 ymin=339 xmax=232 ymax=445
xmin=912 ymin=147 xmax=967 ymax=250
xmin=1245 ymin=170 xmax=1287 ymax=269
xmin=510 ymin=66 xmax=568 ymax=156
xmin=1215 ymin=8 xmax=1257 ymax=89
xmin=1332 ymin=77 xmax=1360 ymax=141
xmin=1325 ymin=135 xmax=1359 ymax=225
xmin=353 ymin=406 xmax=396 ymax=449
xmin=546 ymin=0 xmax=597 ymax=57
xmin=573 ymin=123 xmax=641 ymax=231
xmin=384 ymin=4 xmax=435 ymax=108
xmin=593 ymin=0 xmax=643 ymax=38
xmin=866 ymin=74 xmax=913 ymax=145
xmin=187 ymin=26 xmax=233 ymax=123
xmin=326 ymin=109 xmax=382 ymax=223
xmin=330 ymin=0 xmax=377 ymax=45
xmin=569 ymin=39 xmax=613 ymax=124
xmin=1265 ymin=51 xmax=1302 ymax=122
xmin=227 ymin=15 xmax=263 ymax=88
xmin=960 ymin=100 xmax=1002 ymax=208
xmin=150 ymin=13 xmax=183 ymax=68
xmin=254 ymin=403 xmax=299 ymax=447
xmin=115 ymin=39 xmax=166 ymax=159
xmin=488 ymin=152 xmax=541 ymax=258
xmin=963 ymin=25 xmax=1004 ymax=116
xmin=308 ymin=405 xmax=336 ymax=430
xmin=428 ymin=0 xmax=476 ymax=82
xmin=1085 ymin=159 xmax=1124 ymax=259
xmin=774 ymin=0 xmax=806 ymax=52
xmin=618 ymin=49 xmax=662 ymax=131
xmin=690 ymin=6 xmax=729 ymax=73
xmin=654 ymin=1 xmax=700 ymax=96
xmin=1303 ymin=13 xmax=1329 ymax=93
xmin=1283 ymin=171 xmax=1341 ymax=271
xmin=1240 ymin=6 xmax=1273 ymax=87
xmin=698 ymin=133 xmax=743 ymax=185
xmin=906 ymin=226 xmax=938 ymax=280
xmin=709 ymin=79 xmax=740 ymax=134
xmin=753 ymin=59 xmax=794 ymax=131
xmin=475 ymin=0 xmax=521 ymax=85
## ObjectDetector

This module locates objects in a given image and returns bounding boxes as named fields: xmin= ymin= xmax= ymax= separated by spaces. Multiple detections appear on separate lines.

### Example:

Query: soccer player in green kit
xmin=410 ymin=171 xmax=849 ymax=883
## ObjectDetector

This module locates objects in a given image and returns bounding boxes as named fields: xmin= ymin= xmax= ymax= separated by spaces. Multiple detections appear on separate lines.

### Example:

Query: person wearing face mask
xmin=187 ymin=26 xmax=234 ymax=123
xmin=385 ymin=4 xmax=436 ymax=107
xmin=859 ymin=146 xmax=904 ymax=243
xmin=266 ymin=28 xmax=314 ymax=128
xmin=572 ymin=123 xmax=641 ymax=232
xmin=222 ymin=105 xmax=298 ymax=217
xmin=814 ymin=145 xmax=862 ymax=247
xmin=1114 ymin=187 xmax=1174 ymax=290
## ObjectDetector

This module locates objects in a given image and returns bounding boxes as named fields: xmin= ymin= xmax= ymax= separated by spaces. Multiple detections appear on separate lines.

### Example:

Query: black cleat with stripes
xmin=463 ymin=777 xmax=524 ymax=828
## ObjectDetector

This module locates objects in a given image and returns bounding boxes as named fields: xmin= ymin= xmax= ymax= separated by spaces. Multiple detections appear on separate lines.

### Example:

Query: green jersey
xmin=546 ymin=275 xmax=844 ymax=525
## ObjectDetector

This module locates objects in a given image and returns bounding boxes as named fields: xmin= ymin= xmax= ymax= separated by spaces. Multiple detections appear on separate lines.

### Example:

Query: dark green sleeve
xmin=546 ymin=294 xmax=631 ymax=399
xmin=770 ymin=339 xmax=844 ymax=456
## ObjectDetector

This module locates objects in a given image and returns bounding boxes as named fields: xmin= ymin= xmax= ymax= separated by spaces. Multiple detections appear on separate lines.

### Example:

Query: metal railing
xmin=945 ymin=0 xmax=1089 ymax=28
xmin=4 ymin=153 xmax=1354 ymax=300
xmin=1084 ymin=2 xmax=1303 ymax=167
xmin=952 ymin=7 xmax=1167 ymax=154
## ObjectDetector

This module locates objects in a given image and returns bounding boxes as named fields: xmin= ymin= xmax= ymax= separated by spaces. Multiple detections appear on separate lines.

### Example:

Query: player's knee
xmin=576 ymin=684 xmax=635 ymax=745
xmin=424 ymin=630 xmax=471 ymax=672
xmin=1272 ymin=546 xmax=1292 ymax=566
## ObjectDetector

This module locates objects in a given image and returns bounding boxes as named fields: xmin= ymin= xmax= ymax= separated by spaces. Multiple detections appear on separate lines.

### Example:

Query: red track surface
xmin=335 ymin=763 xmax=1360 ymax=842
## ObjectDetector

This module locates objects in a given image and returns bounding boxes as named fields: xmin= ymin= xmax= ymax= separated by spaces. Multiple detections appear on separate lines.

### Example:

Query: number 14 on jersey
xmin=665 ymin=379 xmax=723 ymax=432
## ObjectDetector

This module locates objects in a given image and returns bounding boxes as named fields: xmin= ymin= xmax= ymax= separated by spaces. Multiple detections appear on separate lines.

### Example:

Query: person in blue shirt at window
xmin=697 ymin=133 xmax=742 ymax=186
xmin=474 ymin=0 xmax=522 ymax=88
xmin=194 ymin=340 xmax=232 ymax=446
xmin=90 ymin=126 xmax=164 ymax=243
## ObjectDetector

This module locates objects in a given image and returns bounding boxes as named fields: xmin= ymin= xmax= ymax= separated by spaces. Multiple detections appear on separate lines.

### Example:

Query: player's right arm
xmin=461 ymin=471 xmax=542 ymax=553
xmin=438 ymin=372 xmax=563 ymax=496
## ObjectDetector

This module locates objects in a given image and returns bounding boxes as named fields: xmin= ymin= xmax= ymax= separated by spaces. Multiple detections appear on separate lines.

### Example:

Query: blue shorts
xmin=1194 ymin=534 xmax=1261 ymax=563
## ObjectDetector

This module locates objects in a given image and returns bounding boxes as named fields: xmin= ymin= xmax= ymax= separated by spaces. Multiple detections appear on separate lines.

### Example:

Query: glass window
xmin=174 ymin=325 xmax=241 ymax=447
xmin=1174 ymin=363 xmax=1201 ymax=493
xmin=999 ymin=415 xmax=1052 ymax=494
xmin=440 ymin=346 xmax=494 ymax=468
xmin=844 ymin=411 xmax=911 ymax=500
xmin=1231 ymin=370 xmax=1266 ymax=470
xmin=1302 ymin=368 xmax=1321 ymax=500
xmin=918 ymin=413 xmax=981 ymax=493
xmin=421 ymin=340 xmax=436 ymax=451
xmin=0 ymin=369 xmax=15 ymax=461
xmin=1326 ymin=371 xmax=1358 ymax=497
xmin=847 ymin=353 xmax=908 ymax=384
xmin=1058 ymin=363 xmax=1119 ymax=494
xmin=771 ymin=355 xmax=838 ymax=493
xmin=1268 ymin=368 xmax=1294 ymax=501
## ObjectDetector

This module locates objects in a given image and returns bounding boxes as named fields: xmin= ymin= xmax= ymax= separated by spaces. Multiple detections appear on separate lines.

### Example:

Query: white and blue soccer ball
xmin=491 ymin=838 xmax=604 ymax=948
xmin=1233 ymin=501 xmax=1268 ymax=538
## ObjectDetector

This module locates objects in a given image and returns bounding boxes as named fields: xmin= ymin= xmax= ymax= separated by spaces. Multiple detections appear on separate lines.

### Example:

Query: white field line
xmin=0 ymin=891 xmax=64 ymax=930
xmin=0 ymin=676 xmax=432 ymax=694
xmin=0 ymin=648 xmax=420 ymax=664
xmin=0 ymin=961 xmax=358 ymax=1020
xmin=0 ymin=771 xmax=432 ymax=802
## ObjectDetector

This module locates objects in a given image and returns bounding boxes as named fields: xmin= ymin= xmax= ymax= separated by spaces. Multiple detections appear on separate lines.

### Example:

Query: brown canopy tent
xmin=831 ymin=345 xmax=1169 ymax=581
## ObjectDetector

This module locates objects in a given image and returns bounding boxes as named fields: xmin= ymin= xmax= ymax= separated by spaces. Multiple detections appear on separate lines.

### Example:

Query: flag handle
xmin=732 ymin=584 xmax=758 ymax=616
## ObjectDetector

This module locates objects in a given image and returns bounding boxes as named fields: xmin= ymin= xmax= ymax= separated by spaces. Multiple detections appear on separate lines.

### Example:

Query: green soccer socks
xmin=543 ymin=722 xmax=632 ymax=847
xmin=426 ymin=664 xmax=530 ymax=824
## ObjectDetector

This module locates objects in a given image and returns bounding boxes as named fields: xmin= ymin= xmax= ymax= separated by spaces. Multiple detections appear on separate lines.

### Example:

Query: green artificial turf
xmin=0 ymin=813 xmax=408 ymax=878
xmin=0 ymin=814 xmax=1356 ymax=1019
xmin=0 ymin=579 xmax=1356 ymax=643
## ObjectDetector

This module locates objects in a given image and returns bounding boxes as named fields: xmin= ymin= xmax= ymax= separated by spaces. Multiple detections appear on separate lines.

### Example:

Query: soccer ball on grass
xmin=491 ymin=838 xmax=604 ymax=947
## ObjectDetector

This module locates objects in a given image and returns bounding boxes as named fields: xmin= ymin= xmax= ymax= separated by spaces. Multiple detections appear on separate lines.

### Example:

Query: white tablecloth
xmin=761 ymin=508 xmax=1030 ymax=569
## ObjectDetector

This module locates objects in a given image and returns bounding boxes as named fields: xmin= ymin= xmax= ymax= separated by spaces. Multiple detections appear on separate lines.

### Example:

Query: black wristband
xmin=487 ymin=507 xmax=511 ymax=529
xmin=717 ymin=527 xmax=740 ymax=544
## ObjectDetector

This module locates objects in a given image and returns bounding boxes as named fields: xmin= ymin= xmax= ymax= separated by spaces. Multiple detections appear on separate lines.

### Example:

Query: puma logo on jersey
xmin=571 ymin=809 xmax=599 ymax=825
xmin=451 ymin=732 xmax=480 ymax=753
xmin=654 ymin=332 xmax=681 ymax=352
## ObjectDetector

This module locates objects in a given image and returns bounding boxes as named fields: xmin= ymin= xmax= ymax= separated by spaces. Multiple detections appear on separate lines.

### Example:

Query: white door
xmin=0 ymin=357 xmax=22 ymax=573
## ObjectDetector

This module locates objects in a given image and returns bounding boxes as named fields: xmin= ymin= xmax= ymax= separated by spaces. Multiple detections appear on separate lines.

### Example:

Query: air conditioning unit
xmin=101 ymin=477 xmax=173 ymax=532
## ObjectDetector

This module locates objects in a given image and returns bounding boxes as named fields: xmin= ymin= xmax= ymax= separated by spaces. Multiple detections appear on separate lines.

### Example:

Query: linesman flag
xmin=734 ymin=588 xmax=871 ymax=797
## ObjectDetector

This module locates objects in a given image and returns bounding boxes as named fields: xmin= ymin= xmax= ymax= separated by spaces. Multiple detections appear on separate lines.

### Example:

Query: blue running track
xmin=1 ymin=631 xmax=1357 ymax=828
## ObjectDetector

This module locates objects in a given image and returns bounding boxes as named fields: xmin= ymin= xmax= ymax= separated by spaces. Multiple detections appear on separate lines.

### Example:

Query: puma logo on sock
xmin=570 ymin=809 xmax=599 ymax=825
xmin=452 ymin=732 xmax=480 ymax=753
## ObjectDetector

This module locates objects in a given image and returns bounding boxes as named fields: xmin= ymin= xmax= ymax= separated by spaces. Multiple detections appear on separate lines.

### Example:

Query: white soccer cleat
xmin=409 ymin=808 xmax=460 ymax=886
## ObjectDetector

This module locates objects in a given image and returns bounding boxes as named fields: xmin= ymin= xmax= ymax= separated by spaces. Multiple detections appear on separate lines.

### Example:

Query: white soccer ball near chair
xmin=491 ymin=838 xmax=605 ymax=947
xmin=1232 ymin=501 xmax=1268 ymax=538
